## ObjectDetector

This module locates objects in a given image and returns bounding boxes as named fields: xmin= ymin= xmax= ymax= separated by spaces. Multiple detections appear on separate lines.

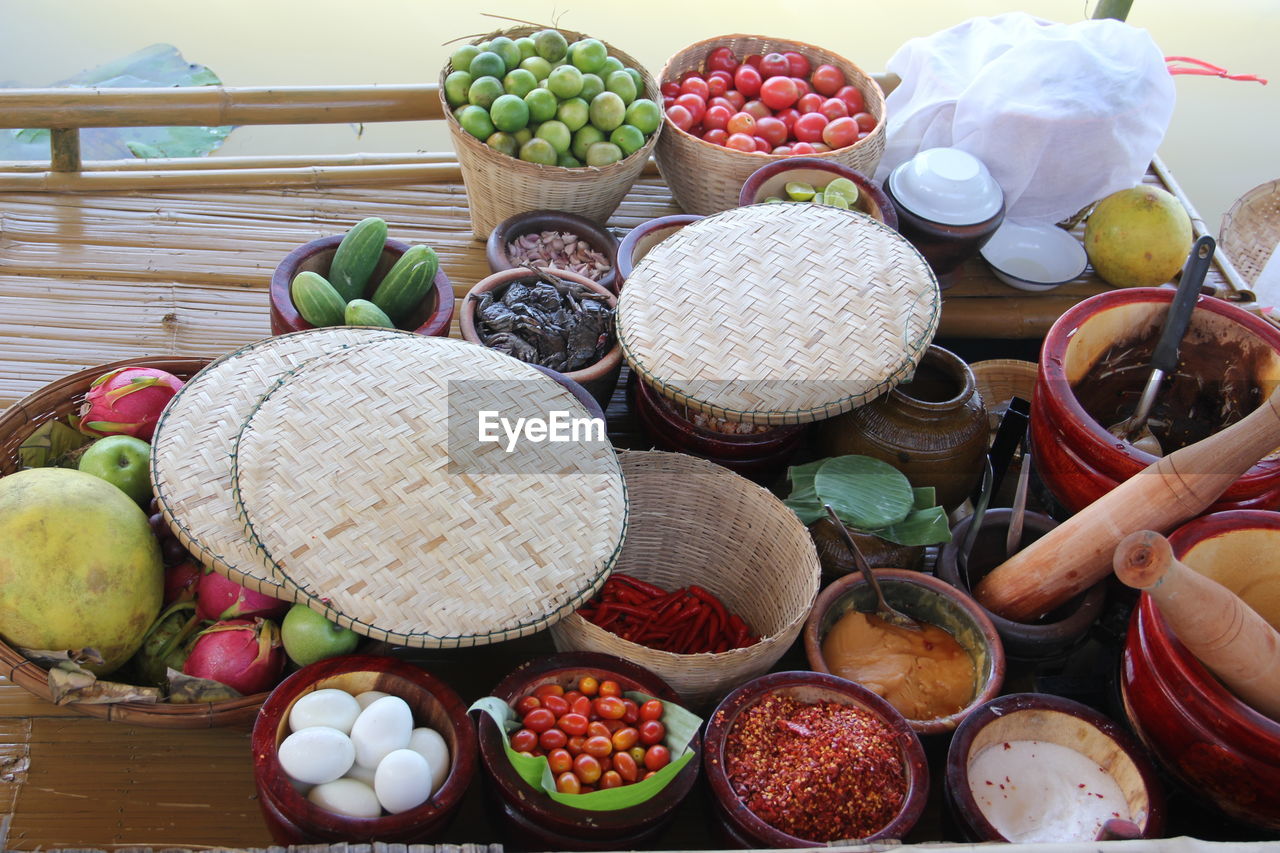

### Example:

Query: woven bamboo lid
xmin=230 ymin=335 xmax=627 ymax=648
xmin=151 ymin=328 xmax=414 ymax=595
xmin=616 ymin=204 xmax=940 ymax=424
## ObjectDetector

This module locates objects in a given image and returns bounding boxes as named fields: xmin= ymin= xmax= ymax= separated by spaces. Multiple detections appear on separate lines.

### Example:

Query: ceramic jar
xmin=816 ymin=345 xmax=987 ymax=511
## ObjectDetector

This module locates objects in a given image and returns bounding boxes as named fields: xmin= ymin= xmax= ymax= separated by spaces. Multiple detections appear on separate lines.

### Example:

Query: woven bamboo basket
xmin=439 ymin=26 xmax=662 ymax=239
xmin=970 ymin=358 xmax=1038 ymax=438
xmin=654 ymin=34 xmax=887 ymax=216
xmin=1220 ymin=178 xmax=1280 ymax=287
xmin=0 ymin=356 xmax=267 ymax=728
xmin=549 ymin=450 xmax=821 ymax=708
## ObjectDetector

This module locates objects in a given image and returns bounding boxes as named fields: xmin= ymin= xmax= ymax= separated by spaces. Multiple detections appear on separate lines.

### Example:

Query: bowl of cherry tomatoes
xmin=655 ymin=35 xmax=887 ymax=216
xmin=475 ymin=651 xmax=701 ymax=851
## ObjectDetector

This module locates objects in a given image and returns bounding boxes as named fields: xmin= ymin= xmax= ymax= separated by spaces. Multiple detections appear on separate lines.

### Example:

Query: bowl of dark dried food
xmin=460 ymin=266 xmax=623 ymax=410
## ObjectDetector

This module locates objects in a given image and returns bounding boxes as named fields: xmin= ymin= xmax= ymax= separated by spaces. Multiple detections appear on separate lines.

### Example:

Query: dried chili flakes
xmin=723 ymin=694 xmax=905 ymax=841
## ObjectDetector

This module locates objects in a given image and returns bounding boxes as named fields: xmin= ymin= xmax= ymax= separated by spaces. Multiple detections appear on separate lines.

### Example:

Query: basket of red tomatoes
xmin=654 ymin=35 xmax=887 ymax=216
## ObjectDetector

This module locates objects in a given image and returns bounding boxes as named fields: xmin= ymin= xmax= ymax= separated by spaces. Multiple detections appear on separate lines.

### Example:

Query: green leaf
xmin=911 ymin=486 xmax=937 ymax=511
xmin=785 ymin=459 xmax=826 ymax=495
xmin=814 ymin=455 xmax=914 ymax=530
xmin=872 ymin=505 xmax=953 ymax=546
xmin=783 ymin=494 xmax=825 ymax=525
xmin=18 ymin=420 xmax=94 ymax=469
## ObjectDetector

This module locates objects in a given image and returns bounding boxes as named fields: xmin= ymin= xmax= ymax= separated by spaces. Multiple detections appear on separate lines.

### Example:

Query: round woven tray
xmin=970 ymin=358 xmax=1038 ymax=438
xmin=231 ymin=335 xmax=627 ymax=648
xmin=151 ymin=328 xmax=415 ymax=596
xmin=616 ymin=203 xmax=940 ymax=425
xmin=1220 ymin=178 xmax=1280 ymax=287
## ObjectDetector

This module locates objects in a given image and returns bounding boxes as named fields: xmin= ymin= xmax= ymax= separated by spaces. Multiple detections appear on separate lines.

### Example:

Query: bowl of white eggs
xmin=251 ymin=654 xmax=477 ymax=844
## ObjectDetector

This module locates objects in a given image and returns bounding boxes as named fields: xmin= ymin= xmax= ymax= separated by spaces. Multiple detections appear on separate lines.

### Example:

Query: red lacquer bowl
xmin=739 ymin=158 xmax=898 ymax=230
xmin=251 ymin=654 xmax=476 ymax=844
xmin=1031 ymin=288 xmax=1280 ymax=515
xmin=1121 ymin=510 xmax=1280 ymax=830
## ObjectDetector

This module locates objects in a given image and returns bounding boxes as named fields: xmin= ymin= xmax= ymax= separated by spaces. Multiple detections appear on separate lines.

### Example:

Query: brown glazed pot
xmin=816 ymin=345 xmax=987 ymax=512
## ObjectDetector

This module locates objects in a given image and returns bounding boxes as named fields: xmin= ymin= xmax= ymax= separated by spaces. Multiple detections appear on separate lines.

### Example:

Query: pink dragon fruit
xmin=195 ymin=569 xmax=291 ymax=622
xmin=163 ymin=561 xmax=202 ymax=607
xmin=78 ymin=366 xmax=185 ymax=441
xmin=182 ymin=618 xmax=286 ymax=695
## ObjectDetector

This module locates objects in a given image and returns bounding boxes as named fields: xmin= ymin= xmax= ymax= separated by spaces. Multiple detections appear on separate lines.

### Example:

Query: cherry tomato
xmin=675 ymin=93 xmax=706 ymax=125
xmin=679 ymin=69 xmax=703 ymax=83
xmin=660 ymin=80 xmax=680 ymax=99
xmin=642 ymin=770 xmax=658 ymax=781
xmin=621 ymin=698 xmax=640 ymax=725
xmin=581 ymin=784 xmax=596 ymax=794
xmin=784 ymin=51 xmax=811 ymax=79
xmin=592 ymin=695 xmax=625 ymax=720
xmin=541 ymin=693 xmax=570 ymax=717
xmin=571 ymin=696 xmax=592 ymax=718
xmin=583 ymin=734 xmax=614 ymax=759
xmin=665 ymin=104 xmax=694 ymax=132
xmin=548 ymin=747 xmax=573 ymax=775
xmin=822 ymin=116 xmax=859 ymax=149
xmin=523 ymin=708 xmax=556 ymax=733
xmin=639 ymin=699 xmax=665 ymax=722
xmin=706 ymin=46 xmax=739 ymax=74
xmin=744 ymin=54 xmax=763 ymax=69
xmin=597 ymin=754 xmax=612 ymax=773
xmin=598 ymin=680 xmax=623 ymax=699
xmin=726 ymin=133 xmax=757 ymax=153
xmin=708 ymin=95 xmax=736 ymax=113
xmin=688 ymin=124 xmax=705 ymax=138
xmin=586 ymin=720 xmax=612 ymax=739
xmin=706 ymin=70 xmax=732 ymax=98
xmin=773 ymin=144 xmax=793 ymax=155
xmin=540 ymin=727 xmax=568 ymax=751
xmin=793 ymin=112 xmax=829 ymax=143
xmin=556 ymin=771 xmax=581 ymax=795
xmin=790 ymin=141 xmax=817 ymax=155
xmin=703 ymin=104 xmax=731 ymax=132
xmin=791 ymin=77 xmax=812 ymax=97
xmin=599 ymin=770 xmax=623 ymax=790
xmin=662 ymin=96 xmax=676 ymax=110
xmin=741 ymin=99 xmax=770 ymax=120
xmin=796 ymin=92 xmax=823 ymax=115
xmin=726 ymin=112 xmax=756 ymax=136
xmin=679 ymin=76 xmax=709 ymax=102
xmin=510 ymin=727 xmax=539 ymax=753
xmin=758 ymin=52 xmax=789 ymax=79
xmin=573 ymin=753 xmax=603 ymax=784
xmin=724 ymin=90 xmax=747 ymax=111
xmin=558 ymin=712 xmax=589 ymax=737
xmin=567 ymin=735 xmax=587 ymax=756
xmin=753 ymin=135 xmax=772 ymax=153
xmin=702 ymin=128 xmax=729 ymax=146
xmin=835 ymin=85 xmax=865 ymax=114
xmin=628 ymin=745 xmax=647 ymax=763
xmin=638 ymin=719 xmax=666 ymax=746
xmin=852 ymin=111 xmax=878 ymax=133
xmin=644 ymin=744 xmax=671 ymax=771
xmin=612 ymin=726 xmax=640 ymax=751
xmin=533 ymin=683 xmax=564 ymax=699
xmin=774 ymin=107 xmax=800 ymax=134
xmin=564 ymin=690 xmax=584 ymax=704
xmin=811 ymin=64 xmax=846 ymax=96
xmin=613 ymin=750 xmax=639 ymax=783
xmin=810 ymin=142 xmax=832 ymax=153
xmin=759 ymin=76 xmax=799 ymax=111
xmin=733 ymin=64 xmax=762 ymax=98
xmin=515 ymin=695 xmax=541 ymax=715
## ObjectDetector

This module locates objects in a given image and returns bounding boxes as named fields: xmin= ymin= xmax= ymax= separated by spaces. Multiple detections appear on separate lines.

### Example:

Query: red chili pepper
xmin=611 ymin=573 xmax=669 ymax=599
xmin=606 ymin=602 xmax=657 ymax=620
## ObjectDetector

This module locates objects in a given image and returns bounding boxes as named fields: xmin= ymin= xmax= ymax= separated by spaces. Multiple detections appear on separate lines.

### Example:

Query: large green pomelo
xmin=0 ymin=467 xmax=163 ymax=675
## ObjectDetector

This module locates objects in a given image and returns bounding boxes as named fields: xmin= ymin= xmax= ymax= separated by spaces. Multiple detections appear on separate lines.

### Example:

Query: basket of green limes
xmin=440 ymin=26 xmax=663 ymax=239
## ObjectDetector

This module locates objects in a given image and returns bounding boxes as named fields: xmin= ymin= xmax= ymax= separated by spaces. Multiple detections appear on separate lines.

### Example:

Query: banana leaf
xmin=813 ymin=455 xmax=914 ymax=529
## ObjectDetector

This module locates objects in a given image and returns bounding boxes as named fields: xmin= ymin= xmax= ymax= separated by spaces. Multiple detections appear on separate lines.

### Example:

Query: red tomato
xmin=548 ymin=747 xmax=573 ymax=775
xmin=598 ymin=680 xmax=622 ymax=699
xmin=599 ymin=770 xmax=623 ymax=790
xmin=702 ymin=128 xmax=729 ymax=146
xmin=822 ymin=116 xmax=859 ymax=149
xmin=853 ymin=111 xmax=878 ymax=133
xmin=835 ymin=85 xmax=865 ymax=114
xmin=774 ymin=107 xmax=800 ymax=133
xmin=796 ymin=92 xmax=823 ymax=115
xmin=759 ymin=76 xmax=799 ymax=111
xmin=571 ymin=695 xmax=592 ymax=718
xmin=687 ymin=124 xmax=704 ymax=138
xmin=793 ymin=112 xmax=829 ymax=143
xmin=594 ymin=695 xmax=627 ymax=720
xmin=510 ymin=727 xmax=538 ymax=752
xmin=539 ymin=727 xmax=568 ymax=751
xmin=611 ymin=726 xmax=640 ymax=751
xmin=566 ymin=735 xmax=586 ymax=755
xmin=558 ymin=712 xmax=589 ymax=737
xmin=639 ymin=699 xmax=665 ymax=722
xmin=675 ymin=93 xmax=706 ymax=125
xmin=573 ymin=753 xmax=602 ymax=784
xmin=662 ymin=96 xmax=676 ymax=110
xmin=563 ymin=690 xmax=583 ymax=704
xmin=773 ymin=145 xmax=793 ymax=155
xmin=665 ymin=104 xmax=694 ymax=132
xmin=753 ymin=136 xmax=771 ymax=152
xmin=790 ymin=141 xmax=817 ymax=155
xmin=621 ymin=698 xmax=640 ymax=725
xmin=759 ymin=52 xmax=791 ymax=79
xmin=638 ymin=719 xmax=666 ymax=745
xmin=586 ymin=720 xmax=612 ymax=739
xmin=583 ymin=735 xmax=614 ymax=759
xmin=523 ymin=707 xmax=556 ymax=733
xmin=784 ymin=51 xmax=811 ymax=79
xmin=726 ymin=112 xmax=756 ymax=136
xmin=733 ymin=64 xmax=762 ymax=98
xmin=818 ymin=98 xmax=848 ymax=121
xmin=533 ymin=683 xmax=564 ymax=699
xmin=706 ymin=70 xmax=732 ymax=98
xmin=703 ymin=104 xmax=731 ymax=132
xmin=708 ymin=95 xmax=736 ymax=113
xmin=515 ymin=695 xmax=541 ymax=715
xmin=792 ymin=77 xmax=812 ymax=97
xmin=660 ymin=80 xmax=680 ymax=99
xmin=679 ymin=76 xmax=709 ymax=101
xmin=613 ymin=750 xmax=639 ymax=783
xmin=541 ymin=693 xmax=570 ymax=717
xmin=602 ymin=718 xmax=626 ymax=733
xmin=643 ymin=744 xmax=671 ymax=771
xmin=555 ymin=770 xmax=581 ymax=795
xmin=810 ymin=142 xmax=832 ymax=153
xmin=744 ymin=54 xmax=763 ymax=69
xmin=679 ymin=69 xmax=702 ymax=83
xmin=724 ymin=90 xmax=747 ymax=111
xmin=642 ymin=771 xmax=658 ymax=782
xmin=811 ymin=64 xmax=845 ymax=96
xmin=742 ymin=99 xmax=771 ymax=120
xmin=755 ymin=116 xmax=787 ymax=147
xmin=726 ymin=133 xmax=757 ymax=152
xmin=576 ymin=675 xmax=599 ymax=696
xmin=706 ymin=45 xmax=739 ymax=74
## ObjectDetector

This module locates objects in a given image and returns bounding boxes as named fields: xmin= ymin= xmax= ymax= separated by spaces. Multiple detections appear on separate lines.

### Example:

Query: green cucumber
xmin=290 ymin=271 xmax=347 ymax=327
xmin=328 ymin=217 xmax=388 ymax=302
xmin=344 ymin=299 xmax=396 ymax=328
xmin=371 ymin=244 xmax=439 ymax=325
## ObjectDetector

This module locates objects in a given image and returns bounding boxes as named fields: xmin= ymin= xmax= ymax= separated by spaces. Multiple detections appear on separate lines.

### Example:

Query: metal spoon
xmin=1107 ymin=235 xmax=1216 ymax=456
xmin=957 ymin=457 xmax=994 ymax=590
xmin=823 ymin=504 xmax=921 ymax=631
xmin=1005 ymin=427 xmax=1032 ymax=559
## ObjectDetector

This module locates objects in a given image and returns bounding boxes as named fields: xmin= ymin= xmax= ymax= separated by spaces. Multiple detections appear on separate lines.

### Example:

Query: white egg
xmin=349 ymin=695 xmax=413 ymax=768
xmin=343 ymin=761 xmax=377 ymax=786
xmin=408 ymin=727 xmax=451 ymax=792
xmin=374 ymin=748 xmax=433 ymax=814
xmin=307 ymin=778 xmax=382 ymax=819
xmin=289 ymin=688 xmax=362 ymax=734
xmin=354 ymin=690 xmax=391 ymax=710
xmin=277 ymin=726 xmax=355 ymax=785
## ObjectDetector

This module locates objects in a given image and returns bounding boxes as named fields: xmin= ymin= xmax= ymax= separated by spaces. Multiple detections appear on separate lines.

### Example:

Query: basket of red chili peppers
xmin=549 ymin=450 xmax=822 ymax=708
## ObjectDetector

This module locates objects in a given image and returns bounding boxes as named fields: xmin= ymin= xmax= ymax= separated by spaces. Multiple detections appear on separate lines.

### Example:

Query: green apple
xmin=281 ymin=603 xmax=360 ymax=667
xmin=78 ymin=435 xmax=152 ymax=504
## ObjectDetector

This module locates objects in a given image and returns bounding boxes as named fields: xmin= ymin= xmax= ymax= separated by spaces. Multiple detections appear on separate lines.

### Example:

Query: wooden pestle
xmin=974 ymin=383 xmax=1280 ymax=622
xmin=1113 ymin=529 xmax=1280 ymax=721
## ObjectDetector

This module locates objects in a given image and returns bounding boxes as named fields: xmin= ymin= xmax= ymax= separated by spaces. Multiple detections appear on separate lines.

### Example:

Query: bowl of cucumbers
xmin=270 ymin=217 xmax=455 ymax=337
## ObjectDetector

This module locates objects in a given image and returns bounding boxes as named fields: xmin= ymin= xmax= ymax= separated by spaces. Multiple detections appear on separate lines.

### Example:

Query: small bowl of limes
xmin=739 ymin=158 xmax=898 ymax=230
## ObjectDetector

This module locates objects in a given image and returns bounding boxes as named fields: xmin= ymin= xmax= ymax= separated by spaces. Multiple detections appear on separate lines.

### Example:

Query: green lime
xmin=785 ymin=181 xmax=816 ymax=201
xmin=584 ymin=141 xmax=624 ymax=167
xmin=503 ymin=68 xmax=538 ymax=99
xmin=569 ymin=38 xmax=608 ymax=74
xmin=764 ymin=196 xmax=785 ymax=203
xmin=605 ymin=70 xmax=637 ymax=105
xmin=458 ymin=105 xmax=495 ymax=141
xmin=533 ymin=28 xmax=569 ymax=62
xmin=547 ymin=64 xmax=584 ymax=100
xmin=571 ymin=124 xmax=605 ymax=161
xmin=467 ymin=75 xmax=505 ymax=110
xmin=823 ymin=177 xmax=860 ymax=204
xmin=490 ymin=94 xmax=531 ymax=133
xmin=443 ymin=70 xmax=473 ymax=108
xmin=588 ymin=91 xmax=626 ymax=132
xmin=475 ymin=40 xmax=491 ymax=54
xmin=488 ymin=37 xmax=521 ymax=73
xmin=468 ymin=51 xmax=506 ymax=81
xmin=450 ymin=44 xmax=479 ymax=74
xmin=823 ymin=192 xmax=850 ymax=209
xmin=609 ymin=124 xmax=646 ymax=157
xmin=600 ymin=56 xmax=624 ymax=77
xmin=578 ymin=73 xmax=605 ymax=104
xmin=519 ymin=137 xmax=559 ymax=166
xmin=516 ymin=37 xmax=537 ymax=61
xmin=535 ymin=119 xmax=572 ymax=154
xmin=557 ymin=152 xmax=583 ymax=167
xmin=520 ymin=55 xmax=552 ymax=81
xmin=514 ymin=127 xmax=534 ymax=145
xmin=485 ymin=131 xmax=519 ymax=157
xmin=625 ymin=67 xmax=644 ymax=95
xmin=556 ymin=97 xmax=590 ymax=132
xmin=811 ymin=192 xmax=826 ymax=205
xmin=624 ymin=99 xmax=660 ymax=136
xmin=524 ymin=87 xmax=558 ymax=123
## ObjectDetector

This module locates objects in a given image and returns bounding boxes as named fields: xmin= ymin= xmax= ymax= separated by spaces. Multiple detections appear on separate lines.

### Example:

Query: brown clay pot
xmin=809 ymin=517 xmax=924 ymax=574
xmin=816 ymin=345 xmax=987 ymax=512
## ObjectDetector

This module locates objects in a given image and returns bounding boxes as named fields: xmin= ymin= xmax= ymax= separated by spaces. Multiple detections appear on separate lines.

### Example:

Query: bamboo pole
xmin=0 ymin=162 xmax=465 ymax=192
xmin=0 ymin=151 xmax=458 ymax=172
xmin=1151 ymin=154 xmax=1254 ymax=299
xmin=1092 ymin=0 xmax=1134 ymax=21
xmin=49 ymin=128 xmax=80 ymax=171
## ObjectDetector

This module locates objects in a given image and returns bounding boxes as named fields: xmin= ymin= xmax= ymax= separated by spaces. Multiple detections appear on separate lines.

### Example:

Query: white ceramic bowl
xmin=980 ymin=221 xmax=1088 ymax=292
xmin=887 ymin=148 xmax=1003 ymax=226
